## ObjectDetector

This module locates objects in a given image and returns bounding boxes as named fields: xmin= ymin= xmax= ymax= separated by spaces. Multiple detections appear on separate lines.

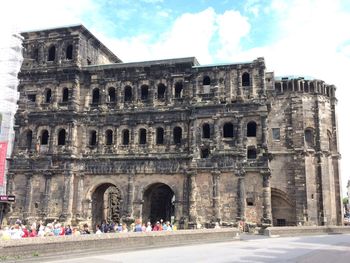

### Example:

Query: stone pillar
xmin=236 ymin=116 xmax=243 ymax=148
xmin=188 ymin=172 xmax=198 ymax=224
xmin=43 ymin=172 xmax=52 ymax=217
xmin=212 ymin=170 xmax=221 ymax=222
xmin=6 ymin=173 xmax=14 ymax=195
xmin=23 ymin=173 xmax=34 ymax=220
xmin=48 ymin=125 xmax=54 ymax=154
xmin=75 ymin=174 xmax=84 ymax=219
xmin=213 ymin=116 xmax=220 ymax=151
xmin=71 ymin=78 xmax=80 ymax=111
xmin=261 ymin=170 xmax=272 ymax=225
xmin=126 ymin=174 xmax=134 ymax=220
xmin=236 ymin=168 xmax=246 ymax=221
xmin=261 ymin=115 xmax=268 ymax=150
xmin=61 ymin=170 xmax=74 ymax=222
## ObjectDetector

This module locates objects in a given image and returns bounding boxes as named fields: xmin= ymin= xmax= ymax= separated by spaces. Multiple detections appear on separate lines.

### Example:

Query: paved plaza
xmin=29 ymin=233 xmax=350 ymax=263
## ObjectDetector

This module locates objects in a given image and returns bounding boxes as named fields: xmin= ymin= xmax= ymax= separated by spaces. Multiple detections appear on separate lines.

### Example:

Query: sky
xmin=1 ymin=0 xmax=350 ymax=195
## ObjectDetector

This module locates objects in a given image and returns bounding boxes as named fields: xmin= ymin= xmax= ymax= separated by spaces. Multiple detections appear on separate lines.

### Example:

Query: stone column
xmin=43 ymin=172 xmax=52 ymax=217
xmin=75 ymin=174 xmax=84 ymax=219
xmin=61 ymin=170 xmax=74 ymax=222
xmin=6 ymin=173 xmax=14 ymax=195
xmin=261 ymin=116 xmax=268 ymax=150
xmin=212 ymin=170 xmax=221 ymax=222
xmin=261 ymin=169 xmax=272 ymax=225
xmin=213 ymin=116 xmax=220 ymax=151
xmin=126 ymin=174 xmax=134 ymax=220
xmin=236 ymin=116 xmax=243 ymax=148
xmin=188 ymin=172 xmax=198 ymax=224
xmin=236 ymin=168 xmax=246 ymax=221
xmin=23 ymin=173 xmax=34 ymax=220
xmin=48 ymin=125 xmax=55 ymax=154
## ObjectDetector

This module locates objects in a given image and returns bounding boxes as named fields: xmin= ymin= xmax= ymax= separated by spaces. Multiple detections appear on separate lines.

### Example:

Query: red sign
xmin=0 ymin=142 xmax=8 ymax=186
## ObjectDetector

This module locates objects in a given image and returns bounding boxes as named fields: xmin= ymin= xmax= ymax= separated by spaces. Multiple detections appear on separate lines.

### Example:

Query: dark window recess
xmin=247 ymin=148 xmax=257 ymax=159
xmin=203 ymin=76 xmax=211 ymax=85
xmin=272 ymin=128 xmax=280 ymax=140
xmin=26 ymin=130 xmax=32 ymax=150
xmin=200 ymin=148 xmax=210 ymax=158
xmin=48 ymin=46 xmax=56 ymax=61
xmin=156 ymin=128 xmax=164 ymax=145
xmin=33 ymin=48 xmax=39 ymax=61
xmin=305 ymin=129 xmax=314 ymax=147
xmin=223 ymin=123 xmax=234 ymax=138
xmin=141 ymin=85 xmax=149 ymax=100
xmin=173 ymin=127 xmax=182 ymax=144
xmin=174 ymin=82 xmax=183 ymax=98
xmin=62 ymin=88 xmax=69 ymax=102
xmin=28 ymin=94 xmax=36 ymax=102
xmin=41 ymin=130 xmax=49 ymax=145
xmin=122 ymin=130 xmax=130 ymax=145
xmin=66 ymin=45 xmax=73 ymax=60
xmin=157 ymin=84 xmax=166 ymax=99
xmin=45 ymin=89 xmax=52 ymax=103
xmin=247 ymin=122 xmax=257 ymax=137
xmin=108 ymin=87 xmax=116 ymax=102
xmin=92 ymin=88 xmax=100 ymax=104
xmin=202 ymin=123 xmax=210 ymax=138
xmin=276 ymin=219 xmax=286 ymax=226
xmin=87 ymin=59 xmax=92 ymax=65
xmin=89 ymin=131 xmax=97 ymax=146
xmin=124 ymin=86 xmax=132 ymax=102
xmin=105 ymin=130 xmax=113 ymax=145
xmin=139 ymin=129 xmax=147 ymax=144
xmin=242 ymin=72 xmax=250 ymax=86
xmin=58 ymin=129 xmax=66 ymax=146
xmin=246 ymin=198 xmax=254 ymax=206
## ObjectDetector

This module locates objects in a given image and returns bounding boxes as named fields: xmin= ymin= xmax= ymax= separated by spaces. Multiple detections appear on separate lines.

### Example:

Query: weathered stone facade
xmin=6 ymin=25 xmax=342 ymax=227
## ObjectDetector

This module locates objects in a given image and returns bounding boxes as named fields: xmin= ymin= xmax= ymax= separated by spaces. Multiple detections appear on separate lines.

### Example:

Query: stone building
xmin=6 ymin=25 xmax=342 ymax=228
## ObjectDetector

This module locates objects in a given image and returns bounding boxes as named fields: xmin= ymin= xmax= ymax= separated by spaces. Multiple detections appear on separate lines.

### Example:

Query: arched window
xmin=26 ymin=130 xmax=32 ymax=150
xmin=173 ymin=126 xmax=182 ymax=144
xmin=203 ymin=76 xmax=211 ymax=86
xmin=174 ymin=82 xmax=183 ymax=98
xmin=223 ymin=123 xmax=234 ymax=138
xmin=66 ymin=45 xmax=73 ymax=60
xmin=41 ymin=130 xmax=49 ymax=145
xmin=202 ymin=123 xmax=210 ymax=139
xmin=124 ymin=86 xmax=132 ymax=102
xmin=275 ymin=83 xmax=282 ymax=93
xmin=139 ymin=128 xmax=147 ymax=144
xmin=156 ymin=127 xmax=164 ymax=145
xmin=247 ymin=121 xmax=257 ymax=137
xmin=45 ymin=89 xmax=52 ymax=103
xmin=48 ymin=45 xmax=56 ymax=61
xmin=157 ymin=84 xmax=166 ymax=100
xmin=247 ymin=147 xmax=257 ymax=159
xmin=201 ymin=148 xmax=210 ymax=158
xmin=108 ymin=87 xmax=116 ymax=102
xmin=242 ymin=72 xmax=250 ymax=86
xmin=122 ymin=129 xmax=130 ymax=145
xmin=62 ymin=88 xmax=69 ymax=102
xmin=92 ymin=88 xmax=100 ymax=104
xmin=33 ymin=48 xmax=39 ymax=62
xmin=304 ymin=128 xmax=314 ymax=148
xmin=89 ymin=130 xmax=97 ymax=146
xmin=105 ymin=129 xmax=113 ymax=145
xmin=141 ymin=85 xmax=149 ymax=100
xmin=58 ymin=129 xmax=66 ymax=146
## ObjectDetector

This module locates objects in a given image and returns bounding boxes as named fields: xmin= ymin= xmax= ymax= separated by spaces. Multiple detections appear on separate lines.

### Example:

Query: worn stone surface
xmin=5 ymin=25 xmax=342 ymax=228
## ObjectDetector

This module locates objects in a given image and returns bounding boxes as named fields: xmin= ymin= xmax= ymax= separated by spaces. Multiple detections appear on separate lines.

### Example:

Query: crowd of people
xmin=0 ymin=218 xmax=180 ymax=240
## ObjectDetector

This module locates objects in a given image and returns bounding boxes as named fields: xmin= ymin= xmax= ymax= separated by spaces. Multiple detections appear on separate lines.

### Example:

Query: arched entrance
xmin=271 ymin=188 xmax=296 ymax=226
xmin=142 ymin=183 xmax=175 ymax=224
xmin=91 ymin=183 xmax=121 ymax=228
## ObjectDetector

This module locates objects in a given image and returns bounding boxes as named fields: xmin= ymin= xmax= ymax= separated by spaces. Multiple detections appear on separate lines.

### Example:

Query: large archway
xmin=271 ymin=188 xmax=296 ymax=226
xmin=142 ymin=183 xmax=175 ymax=224
xmin=91 ymin=183 xmax=122 ymax=228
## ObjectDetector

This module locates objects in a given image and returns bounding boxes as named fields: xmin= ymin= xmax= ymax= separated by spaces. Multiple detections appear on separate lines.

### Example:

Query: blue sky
xmin=1 ymin=0 xmax=350 ymax=194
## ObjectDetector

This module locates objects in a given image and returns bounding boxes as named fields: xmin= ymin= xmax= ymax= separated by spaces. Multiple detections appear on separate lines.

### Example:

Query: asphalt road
xmin=30 ymin=234 xmax=350 ymax=263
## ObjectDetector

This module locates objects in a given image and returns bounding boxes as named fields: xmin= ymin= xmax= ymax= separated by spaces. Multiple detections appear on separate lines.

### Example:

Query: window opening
xmin=242 ymin=72 xmax=250 ymax=86
xmin=139 ymin=128 xmax=147 ymax=144
xmin=157 ymin=84 xmax=166 ymax=100
xmin=92 ymin=88 xmax=100 ymax=104
xmin=26 ymin=130 xmax=32 ymax=150
xmin=89 ymin=130 xmax=97 ymax=146
xmin=200 ymin=148 xmax=210 ymax=158
xmin=247 ymin=122 xmax=257 ymax=137
xmin=203 ymin=76 xmax=211 ymax=86
xmin=174 ymin=82 xmax=183 ymax=98
xmin=305 ymin=129 xmax=314 ymax=147
xmin=41 ymin=130 xmax=49 ymax=145
xmin=124 ymin=86 xmax=132 ymax=102
xmin=66 ymin=45 xmax=73 ymax=60
xmin=48 ymin=46 xmax=56 ymax=61
xmin=173 ymin=127 xmax=182 ymax=144
xmin=62 ymin=88 xmax=69 ymax=102
xmin=156 ymin=127 xmax=164 ymax=145
xmin=247 ymin=148 xmax=257 ymax=159
xmin=246 ymin=198 xmax=254 ymax=206
xmin=58 ymin=129 xmax=66 ymax=145
xmin=28 ymin=94 xmax=36 ymax=102
xmin=122 ymin=130 xmax=130 ymax=145
xmin=108 ymin=87 xmax=116 ymax=102
xmin=105 ymin=130 xmax=113 ymax=145
xmin=202 ymin=123 xmax=210 ymax=138
xmin=272 ymin=128 xmax=280 ymax=140
xmin=141 ymin=85 xmax=149 ymax=100
xmin=223 ymin=123 xmax=234 ymax=138
xmin=45 ymin=89 xmax=52 ymax=103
